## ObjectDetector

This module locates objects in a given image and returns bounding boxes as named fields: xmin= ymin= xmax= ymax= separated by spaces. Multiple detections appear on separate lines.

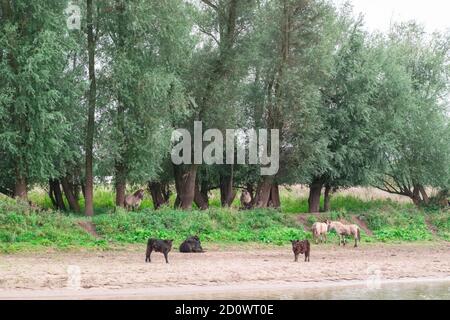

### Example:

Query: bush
xmin=0 ymin=200 xmax=106 ymax=253
xmin=92 ymin=207 xmax=302 ymax=245
xmin=1 ymin=191 xmax=447 ymax=253
xmin=427 ymin=210 xmax=450 ymax=241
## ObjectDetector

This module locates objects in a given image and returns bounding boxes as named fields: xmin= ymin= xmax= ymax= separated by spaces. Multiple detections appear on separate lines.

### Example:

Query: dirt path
xmin=0 ymin=243 xmax=449 ymax=299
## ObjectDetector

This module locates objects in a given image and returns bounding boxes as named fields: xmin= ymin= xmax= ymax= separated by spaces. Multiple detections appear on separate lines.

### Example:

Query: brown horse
xmin=326 ymin=220 xmax=360 ymax=247
xmin=240 ymin=189 xmax=252 ymax=209
xmin=124 ymin=189 xmax=145 ymax=211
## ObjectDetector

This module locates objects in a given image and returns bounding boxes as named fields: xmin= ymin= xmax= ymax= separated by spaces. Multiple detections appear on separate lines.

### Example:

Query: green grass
xmin=93 ymin=207 xmax=306 ymax=245
xmin=427 ymin=210 xmax=450 ymax=241
xmin=0 ymin=188 xmax=448 ymax=253
xmin=0 ymin=197 xmax=107 ymax=253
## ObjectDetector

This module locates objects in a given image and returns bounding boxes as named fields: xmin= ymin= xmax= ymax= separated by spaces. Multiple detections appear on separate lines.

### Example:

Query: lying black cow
xmin=179 ymin=235 xmax=204 ymax=253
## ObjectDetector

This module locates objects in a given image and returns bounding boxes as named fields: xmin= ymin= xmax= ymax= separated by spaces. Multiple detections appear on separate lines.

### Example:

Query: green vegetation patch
xmin=0 ymin=194 xmax=448 ymax=253
xmin=93 ymin=207 xmax=306 ymax=246
xmin=0 ymin=200 xmax=107 ymax=253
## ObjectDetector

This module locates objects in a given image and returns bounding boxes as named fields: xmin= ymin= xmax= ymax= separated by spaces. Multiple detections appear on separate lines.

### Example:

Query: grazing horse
xmin=124 ymin=189 xmax=145 ymax=211
xmin=326 ymin=220 xmax=360 ymax=247
xmin=312 ymin=222 xmax=328 ymax=244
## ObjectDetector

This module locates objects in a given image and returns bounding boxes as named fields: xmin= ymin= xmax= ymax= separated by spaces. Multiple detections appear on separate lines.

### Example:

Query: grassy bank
xmin=0 ymin=189 xmax=449 ymax=253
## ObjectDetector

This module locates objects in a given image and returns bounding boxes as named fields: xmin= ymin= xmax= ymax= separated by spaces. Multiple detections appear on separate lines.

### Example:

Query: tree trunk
xmin=61 ymin=177 xmax=80 ymax=212
xmin=194 ymin=181 xmax=209 ymax=210
xmin=255 ymin=182 xmax=268 ymax=208
xmin=14 ymin=172 xmax=27 ymax=201
xmin=418 ymin=185 xmax=429 ymax=205
xmin=114 ymin=4 xmax=127 ymax=209
xmin=308 ymin=179 xmax=323 ymax=213
xmin=269 ymin=183 xmax=281 ymax=209
xmin=115 ymin=163 xmax=126 ymax=208
xmin=323 ymin=184 xmax=332 ymax=212
xmin=3 ymin=1 xmax=27 ymax=201
xmin=174 ymin=164 xmax=197 ymax=210
xmin=48 ymin=183 xmax=57 ymax=208
xmin=148 ymin=182 xmax=164 ymax=210
xmin=162 ymin=183 xmax=171 ymax=203
xmin=148 ymin=182 xmax=170 ymax=210
xmin=81 ymin=183 xmax=86 ymax=200
xmin=254 ymin=177 xmax=280 ymax=208
xmin=219 ymin=165 xmax=236 ymax=207
xmin=412 ymin=185 xmax=422 ymax=206
xmin=50 ymin=180 xmax=66 ymax=211
xmin=73 ymin=182 xmax=81 ymax=201
xmin=246 ymin=183 xmax=255 ymax=207
xmin=84 ymin=0 xmax=96 ymax=217
xmin=200 ymin=180 xmax=209 ymax=205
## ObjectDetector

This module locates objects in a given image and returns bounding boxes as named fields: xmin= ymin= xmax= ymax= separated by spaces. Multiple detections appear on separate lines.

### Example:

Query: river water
xmin=1 ymin=279 xmax=449 ymax=300
xmin=164 ymin=279 xmax=450 ymax=300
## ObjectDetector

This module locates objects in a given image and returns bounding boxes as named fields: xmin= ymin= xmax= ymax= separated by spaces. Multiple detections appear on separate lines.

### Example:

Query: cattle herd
xmin=144 ymin=221 xmax=361 ymax=264
xmin=145 ymin=236 xmax=203 ymax=264
xmin=129 ymin=188 xmax=363 ymax=264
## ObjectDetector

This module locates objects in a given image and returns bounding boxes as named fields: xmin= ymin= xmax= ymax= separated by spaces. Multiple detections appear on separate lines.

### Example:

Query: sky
xmin=334 ymin=0 xmax=450 ymax=32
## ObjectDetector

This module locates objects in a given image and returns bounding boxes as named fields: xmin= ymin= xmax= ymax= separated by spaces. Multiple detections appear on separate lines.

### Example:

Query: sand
xmin=0 ymin=243 xmax=449 ymax=299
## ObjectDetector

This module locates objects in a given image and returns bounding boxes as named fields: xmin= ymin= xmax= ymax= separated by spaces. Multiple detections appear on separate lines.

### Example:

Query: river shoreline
xmin=0 ymin=243 xmax=449 ymax=299
xmin=0 ymin=277 xmax=449 ymax=300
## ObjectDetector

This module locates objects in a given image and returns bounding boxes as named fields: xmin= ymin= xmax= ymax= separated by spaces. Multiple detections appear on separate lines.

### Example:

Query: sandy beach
xmin=0 ymin=243 xmax=449 ymax=299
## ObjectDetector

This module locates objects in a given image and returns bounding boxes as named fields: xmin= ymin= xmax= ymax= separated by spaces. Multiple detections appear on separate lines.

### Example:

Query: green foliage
xmin=311 ymin=11 xmax=386 ymax=189
xmin=93 ymin=207 xmax=305 ymax=245
xmin=373 ymin=227 xmax=432 ymax=242
xmin=307 ymin=215 xmax=317 ymax=225
xmin=244 ymin=0 xmax=338 ymax=185
xmin=0 ymin=1 xmax=449 ymax=248
xmin=427 ymin=211 xmax=450 ymax=241
xmin=95 ymin=0 xmax=194 ymax=185
xmin=0 ymin=0 xmax=82 ymax=187
xmin=2 ymin=188 xmax=448 ymax=253
xmin=361 ymin=208 xmax=434 ymax=242
xmin=371 ymin=23 xmax=450 ymax=196
xmin=0 ymin=199 xmax=106 ymax=253
xmin=281 ymin=196 xmax=309 ymax=214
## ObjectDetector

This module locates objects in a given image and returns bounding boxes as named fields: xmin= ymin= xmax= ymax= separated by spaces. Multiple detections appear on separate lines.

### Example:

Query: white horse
xmin=312 ymin=222 xmax=328 ymax=244
xmin=326 ymin=220 xmax=361 ymax=247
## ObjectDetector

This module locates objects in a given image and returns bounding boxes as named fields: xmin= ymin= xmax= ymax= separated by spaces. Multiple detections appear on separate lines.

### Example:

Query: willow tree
xmin=0 ymin=0 xmax=79 ymax=200
xmin=306 ymin=13 xmax=385 ymax=213
xmin=170 ymin=0 xmax=257 ymax=210
xmin=96 ymin=0 xmax=192 ymax=208
xmin=243 ymin=0 xmax=337 ymax=208
xmin=372 ymin=23 xmax=450 ymax=206
xmin=49 ymin=48 xmax=85 ymax=212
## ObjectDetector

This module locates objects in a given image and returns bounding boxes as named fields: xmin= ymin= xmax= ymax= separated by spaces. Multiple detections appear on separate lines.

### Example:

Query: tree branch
xmin=198 ymin=26 xmax=220 ymax=46
xmin=200 ymin=0 xmax=218 ymax=11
